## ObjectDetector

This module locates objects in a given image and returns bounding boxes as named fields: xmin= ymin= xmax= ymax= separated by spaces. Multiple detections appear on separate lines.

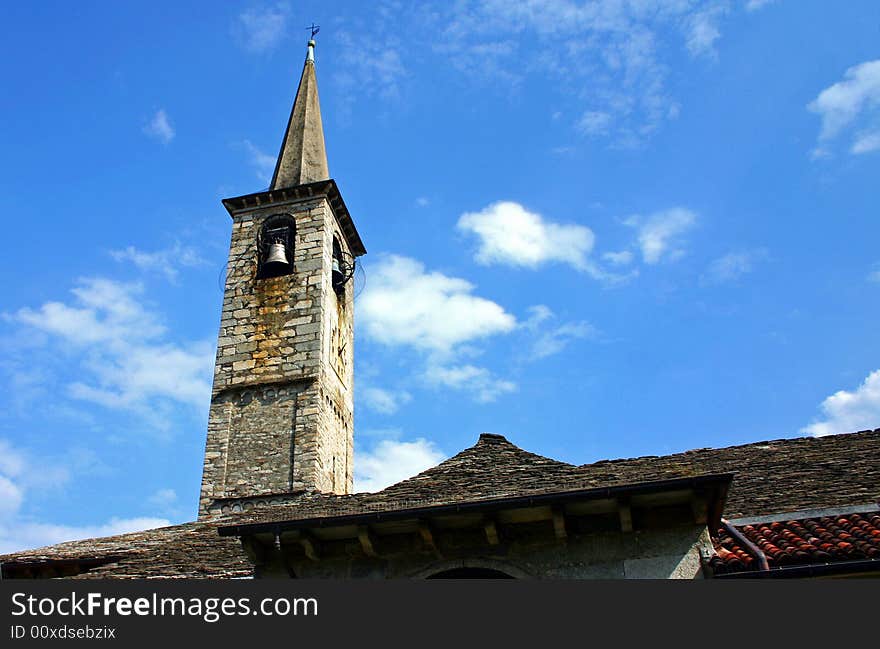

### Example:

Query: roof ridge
xmin=372 ymin=433 xmax=576 ymax=497
xmin=580 ymin=427 xmax=880 ymax=468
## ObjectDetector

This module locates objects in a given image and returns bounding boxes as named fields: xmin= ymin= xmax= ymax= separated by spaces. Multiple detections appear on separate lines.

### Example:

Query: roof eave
xmin=218 ymin=472 xmax=734 ymax=537
xmin=713 ymin=557 xmax=880 ymax=579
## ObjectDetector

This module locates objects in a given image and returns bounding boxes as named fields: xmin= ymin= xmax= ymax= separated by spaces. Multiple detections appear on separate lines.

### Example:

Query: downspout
xmin=721 ymin=518 xmax=769 ymax=573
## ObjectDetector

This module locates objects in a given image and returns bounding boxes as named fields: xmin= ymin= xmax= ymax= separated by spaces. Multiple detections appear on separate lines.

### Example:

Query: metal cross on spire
xmin=304 ymin=23 xmax=320 ymax=62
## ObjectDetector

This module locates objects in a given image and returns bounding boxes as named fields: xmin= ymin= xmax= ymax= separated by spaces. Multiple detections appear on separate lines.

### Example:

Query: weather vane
xmin=306 ymin=23 xmax=320 ymax=39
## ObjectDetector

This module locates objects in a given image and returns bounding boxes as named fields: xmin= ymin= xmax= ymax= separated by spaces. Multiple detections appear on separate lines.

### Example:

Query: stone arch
xmin=410 ymin=558 xmax=531 ymax=580
xmin=257 ymin=213 xmax=296 ymax=279
xmin=427 ymin=568 xmax=514 ymax=579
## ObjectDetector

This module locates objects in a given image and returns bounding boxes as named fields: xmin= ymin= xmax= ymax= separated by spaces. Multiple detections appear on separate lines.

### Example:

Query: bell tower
xmin=199 ymin=37 xmax=365 ymax=518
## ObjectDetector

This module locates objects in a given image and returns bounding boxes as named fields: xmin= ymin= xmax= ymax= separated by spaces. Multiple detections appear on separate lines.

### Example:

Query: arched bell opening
xmin=331 ymin=236 xmax=355 ymax=298
xmin=257 ymin=214 xmax=296 ymax=279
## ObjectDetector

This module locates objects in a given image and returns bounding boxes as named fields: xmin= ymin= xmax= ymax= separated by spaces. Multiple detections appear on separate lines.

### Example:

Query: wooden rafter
xmin=484 ymin=519 xmax=500 ymax=545
xmin=357 ymin=526 xmax=378 ymax=557
xmin=552 ymin=508 xmax=568 ymax=540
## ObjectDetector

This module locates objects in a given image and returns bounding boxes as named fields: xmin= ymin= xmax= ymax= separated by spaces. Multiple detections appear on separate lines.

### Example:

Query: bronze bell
xmin=332 ymin=256 xmax=344 ymax=287
xmin=263 ymin=242 xmax=290 ymax=271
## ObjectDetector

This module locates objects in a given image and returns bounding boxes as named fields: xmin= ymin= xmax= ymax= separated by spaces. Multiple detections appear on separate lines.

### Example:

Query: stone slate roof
xmin=225 ymin=433 xmax=588 ymax=525
xmin=1 ymin=428 xmax=878 ymax=578
xmin=709 ymin=510 xmax=880 ymax=575
xmin=229 ymin=428 xmax=880 ymax=525
xmin=0 ymin=521 xmax=251 ymax=579
xmin=570 ymin=428 xmax=880 ymax=520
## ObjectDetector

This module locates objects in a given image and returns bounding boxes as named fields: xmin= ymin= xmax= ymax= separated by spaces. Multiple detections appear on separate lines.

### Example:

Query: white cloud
xmin=68 ymin=342 xmax=213 ymax=412
xmin=603 ymin=250 xmax=634 ymax=266
xmin=532 ymin=322 xmax=598 ymax=360
xmin=577 ymin=111 xmax=613 ymax=136
xmin=808 ymin=59 xmax=880 ymax=155
xmin=701 ymin=250 xmax=765 ymax=284
xmin=358 ymin=255 xmax=518 ymax=404
xmin=415 ymin=197 xmax=430 ymax=208
xmin=335 ymin=30 xmax=406 ymax=108
xmin=109 ymin=243 xmax=207 ymax=282
xmin=235 ymin=3 xmax=289 ymax=53
xmin=360 ymin=386 xmax=412 ymax=415
xmin=0 ymin=440 xmax=70 ymax=496
xmin=458 ymin=201 xmax=595 ymax=271
xmin=424 ymin=363 xmax=517 ymax=403
xmin=686 ymin=5 xmax=727 ymax=58
xmin=15 ymin=278 xmax=164 ymax=345
xmin=434 ymin=1 xmax=742 ymax=145
xmin=746 ymin=0 xmax=776 ymax=10
xmin=0 ymin=441 xmax=37 ymax=520
xmin=869 ymin=264 xmax=880 ymax=284
xmin=147 ymin=488 xmax=177 ymax=508
xmin=0 ymin=439 xmax=170 ymax=554
xmin=802 ymin=370 xmax=880 ymax=437
xmin=523 ymin=305 xmax=598 ymax=360
xmin=11 ymin=278 xmax=213 ymax=420
xmin=354 ymin=438 xmax=446 ymax=493
xmin=146 ymin=488 xmax=181 ymax=516
xmin=523 ymin=304 xmax=553 ymax=329
xmin=0 ymin=475 xmax=24 ymax=519
xmin=625 ymin=208 xmax=697 ymax=264
xmin=0 ymin=517 xmax=171 ymax=555
xmin=143 ymin=109 xmax=174 ymax=144
xmin=242 ymin=139 xmax=276 ymax=184
xmin=358 ymin=254 xmax=516 ymax=353
xmin=0 ymin=439 xmax=26 ymax=478
xmin=851 ymin=130 xmax=880 ymax=155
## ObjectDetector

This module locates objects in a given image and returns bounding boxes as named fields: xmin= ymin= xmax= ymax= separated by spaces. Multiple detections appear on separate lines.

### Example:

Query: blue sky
xmin=1 ymin=1 xmax=879 ymax=553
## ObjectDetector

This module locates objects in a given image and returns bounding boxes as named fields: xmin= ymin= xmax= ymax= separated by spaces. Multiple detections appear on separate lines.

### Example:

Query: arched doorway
xmin=426 ymin=567 xmax=515 ymax=579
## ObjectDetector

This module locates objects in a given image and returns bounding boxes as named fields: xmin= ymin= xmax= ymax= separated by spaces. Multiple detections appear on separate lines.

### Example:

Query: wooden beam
xmin=484 ymin=518 xmax=500 ymax=546
xmin=291 ymin=531 xmax=320 ymax=561
xmin=273 ymin=535 xmax=300 ymax=578
xmin=418 ymin=521 xmax=437 ymax=552
xmin=357 ymin=526 xmax=378 ymax=557
xmin=618 ymin=499 xmax=633 ymax=533
xmin=691 ymin=495 xmax=708 ymax=525
xmin=552 ymin=508 xmax=568 ymax=540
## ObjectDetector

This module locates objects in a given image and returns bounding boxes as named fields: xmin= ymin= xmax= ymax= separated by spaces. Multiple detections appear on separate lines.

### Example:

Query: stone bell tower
xmin=199 ymin=38 xmax=365 ymax=518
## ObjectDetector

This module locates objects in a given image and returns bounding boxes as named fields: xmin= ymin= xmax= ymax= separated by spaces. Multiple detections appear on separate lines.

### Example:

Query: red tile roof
xmin=709 ymin=511 xmax=880 ymax=576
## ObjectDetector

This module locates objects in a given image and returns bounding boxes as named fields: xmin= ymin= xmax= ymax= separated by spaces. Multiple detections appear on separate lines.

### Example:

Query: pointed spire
xmin=270 ymin=38 xmax=329 ymax=190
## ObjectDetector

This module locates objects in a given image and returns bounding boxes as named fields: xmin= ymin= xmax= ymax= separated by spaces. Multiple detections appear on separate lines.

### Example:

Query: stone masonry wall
xmin=315 ymin=204 xmax=354 ymax=494
xmin=200 ymin=194 xmax=354 ymax=517
xmin=205 ymin=384 xmax=302 ymax=498
xmin=257 ymin=525 xmax=714 ymax=579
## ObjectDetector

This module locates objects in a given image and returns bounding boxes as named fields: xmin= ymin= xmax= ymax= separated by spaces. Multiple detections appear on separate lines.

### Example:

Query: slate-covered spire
xmin=270 ymin=38 xmax=329 ymax=190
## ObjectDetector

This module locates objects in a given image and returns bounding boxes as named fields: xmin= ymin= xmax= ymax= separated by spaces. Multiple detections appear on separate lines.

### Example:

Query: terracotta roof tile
xmin=709 ymin=510 xmax=880 ymax=575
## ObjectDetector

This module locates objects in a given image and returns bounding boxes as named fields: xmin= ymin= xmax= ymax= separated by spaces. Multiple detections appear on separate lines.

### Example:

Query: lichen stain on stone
xmin=252 ymin=275 xmax=289 ymax=374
